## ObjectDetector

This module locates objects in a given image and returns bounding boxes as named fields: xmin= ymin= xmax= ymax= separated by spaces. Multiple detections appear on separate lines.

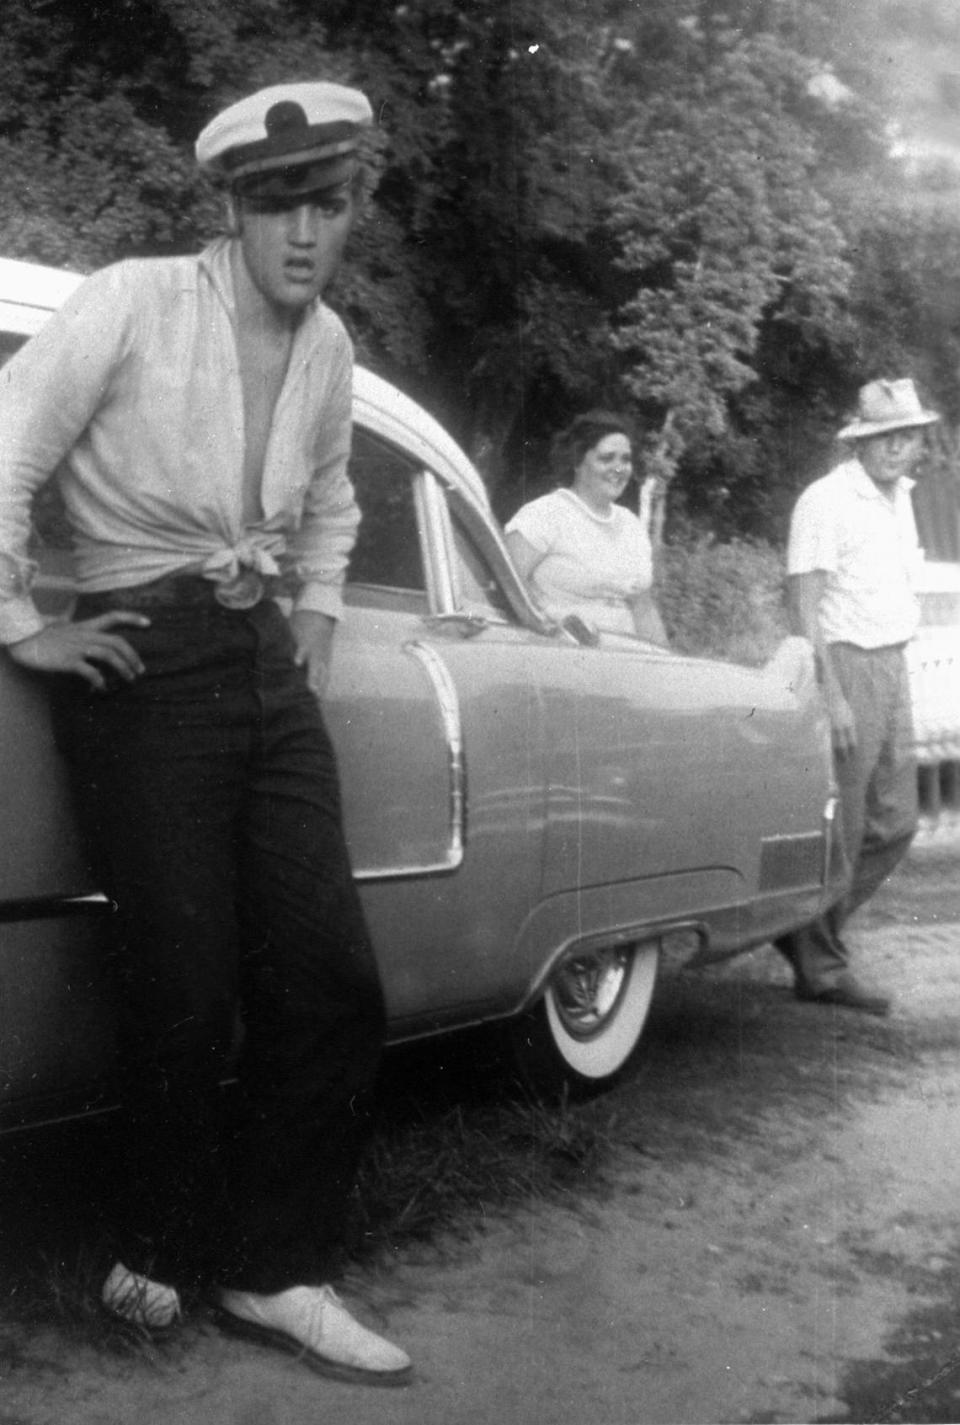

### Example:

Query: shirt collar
xmin=196 ymin=237 xmax=326 ymax=357
xmin=559 ymin=487 xmax=616 ymax=524
xmin=197 ymin=236 xmax=237 ymax=312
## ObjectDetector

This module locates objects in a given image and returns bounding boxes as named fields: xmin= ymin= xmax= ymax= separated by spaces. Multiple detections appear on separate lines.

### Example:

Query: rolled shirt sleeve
xmin=284 ymin=347 xmax=360 ymax=621
xmin=0 ymin=267 xmax=130 ymax=643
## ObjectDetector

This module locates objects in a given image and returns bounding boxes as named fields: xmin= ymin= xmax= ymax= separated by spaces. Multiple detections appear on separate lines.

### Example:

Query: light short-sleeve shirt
xmin=506 ymin=487 xmax=653 ymax=635
xmin=787 ymin=457 xmax=923 ymax=648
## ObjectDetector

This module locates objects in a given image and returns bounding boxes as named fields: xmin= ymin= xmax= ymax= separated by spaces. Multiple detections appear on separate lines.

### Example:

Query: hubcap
xmin=550 ymin=946 xmax=631 ymax=1040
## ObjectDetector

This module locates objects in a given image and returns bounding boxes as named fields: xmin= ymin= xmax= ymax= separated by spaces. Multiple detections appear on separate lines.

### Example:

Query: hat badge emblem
xmin=264 ymin=100 xmax=309 ymax=138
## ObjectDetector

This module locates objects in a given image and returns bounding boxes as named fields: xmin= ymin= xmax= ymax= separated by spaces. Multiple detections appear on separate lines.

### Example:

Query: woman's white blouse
xmin=506 ymin=488 xmax=653 ymax=634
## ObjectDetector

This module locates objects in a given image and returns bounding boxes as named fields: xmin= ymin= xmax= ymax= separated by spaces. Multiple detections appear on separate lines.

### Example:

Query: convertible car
xmin=0 ymin=258 xmax=844 ymax=1131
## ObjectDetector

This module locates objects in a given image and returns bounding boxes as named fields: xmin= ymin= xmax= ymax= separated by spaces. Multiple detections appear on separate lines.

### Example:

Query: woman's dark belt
xmin=76 ymin=569 xmax=286 ymax=613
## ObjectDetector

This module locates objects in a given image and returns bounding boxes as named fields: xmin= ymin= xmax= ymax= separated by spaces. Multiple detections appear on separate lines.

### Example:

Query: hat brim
xmin=837 ymin=411 xmax=939 ymax=441
xmin=233 ymin=154 xmax=359 ymax=201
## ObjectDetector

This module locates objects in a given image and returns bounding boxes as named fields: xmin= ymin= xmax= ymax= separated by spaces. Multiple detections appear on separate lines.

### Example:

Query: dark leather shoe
xmin=796 ymin=972 xmax=891 ymax=1017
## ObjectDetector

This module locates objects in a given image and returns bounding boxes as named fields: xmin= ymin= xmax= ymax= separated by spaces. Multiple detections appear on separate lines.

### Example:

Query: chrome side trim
xmin=404 ymin=640 xmax=466 ymax=868
xmin=354 ymin=639 xmax=465 ymax=881
xmin=0 ymin=891 xmax=113 ymax=924
xmin=822 ymin=792 xmax=839 ymax=887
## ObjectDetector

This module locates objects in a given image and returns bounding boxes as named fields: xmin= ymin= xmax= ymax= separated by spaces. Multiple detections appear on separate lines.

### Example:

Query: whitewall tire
xmin=510 ymin=939 xmax=659 ymax=1096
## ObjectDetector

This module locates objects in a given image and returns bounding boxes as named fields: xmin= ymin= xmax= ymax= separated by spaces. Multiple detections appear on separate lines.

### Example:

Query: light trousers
xmin=775 ymin=641 xmax=917 ymax=992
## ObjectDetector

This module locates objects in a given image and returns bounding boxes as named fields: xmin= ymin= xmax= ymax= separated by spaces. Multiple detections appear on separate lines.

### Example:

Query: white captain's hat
xmin=196 ymin=82 xmax=373 ymax=200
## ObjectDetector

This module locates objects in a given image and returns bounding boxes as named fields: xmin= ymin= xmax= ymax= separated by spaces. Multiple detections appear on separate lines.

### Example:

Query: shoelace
xmin=295 ymin=1285 xmax=338 ymax=1351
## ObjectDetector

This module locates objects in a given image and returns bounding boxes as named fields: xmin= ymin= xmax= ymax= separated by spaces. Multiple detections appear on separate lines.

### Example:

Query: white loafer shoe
xmin=101 ymin=1261 xmax=182 ymax=1331
xmin=215 ymin=1283 xmax=412 ymax=1386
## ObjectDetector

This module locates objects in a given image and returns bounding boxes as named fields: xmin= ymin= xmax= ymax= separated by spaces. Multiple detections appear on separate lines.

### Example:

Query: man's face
xmin=856 ymin=428 xmax=924 ymax=488
xmin=232 ymin=184 xmax=357 ymax=313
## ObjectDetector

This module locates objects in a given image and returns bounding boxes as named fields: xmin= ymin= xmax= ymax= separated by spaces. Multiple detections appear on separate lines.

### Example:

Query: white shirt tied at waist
xmin=0 ymin=237 xmax=360 ymax=645
xmin=198 ymin=539 xmax=285 ymax=608
xmin=787 ymin=457 xmax=924 ymax=650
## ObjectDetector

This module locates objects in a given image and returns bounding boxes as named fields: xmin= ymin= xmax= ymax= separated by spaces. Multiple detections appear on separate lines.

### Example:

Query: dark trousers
xmin=54 ymin=592 xmax=385 ymax=1293
xmin=776 ymin=641 xmax=918 ymax=991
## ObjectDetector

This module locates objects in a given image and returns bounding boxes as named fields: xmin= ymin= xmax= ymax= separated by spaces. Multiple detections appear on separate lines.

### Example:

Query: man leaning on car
xmin=0 ymin=82 xmax=412 ymax=1386
xmin=775 ymin=378 xmax=939 ymax=1017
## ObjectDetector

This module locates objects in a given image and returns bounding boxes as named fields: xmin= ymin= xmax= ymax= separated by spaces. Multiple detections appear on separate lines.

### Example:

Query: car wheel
xmin=509 ymin=940 xmax=659 ymax=1096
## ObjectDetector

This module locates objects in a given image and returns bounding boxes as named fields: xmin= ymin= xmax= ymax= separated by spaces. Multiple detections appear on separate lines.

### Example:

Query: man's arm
xmin=787 ymin=570 xmax=856 ymax=756
xmin=286 ymin=455 xmax=355 ymax=701
xmin=0 ymin=268 xmax=127 ymax=635
xmin=0 ymin=264 xmax=151 ymax=684
xmin=283 ymin=332 xmax=359 ymax=698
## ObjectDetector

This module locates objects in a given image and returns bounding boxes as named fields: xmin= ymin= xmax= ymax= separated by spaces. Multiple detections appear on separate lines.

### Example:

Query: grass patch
xmin=0 ymin=1040 xmax=620 ymax=1357
xmin=351 ymin=1085 xmax=616 ymax=1263
xmin=11 ymin=1244 xmax=185 ymax=1363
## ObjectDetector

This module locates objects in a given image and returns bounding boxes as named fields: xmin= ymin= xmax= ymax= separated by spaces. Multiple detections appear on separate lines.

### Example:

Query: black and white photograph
xmin=1 ymin=3 xmax=960 ymax=1422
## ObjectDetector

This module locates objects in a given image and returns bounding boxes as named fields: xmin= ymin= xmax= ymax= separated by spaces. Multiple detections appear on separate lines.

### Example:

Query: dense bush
xmin=656 ymin=534 xmax=790 ymax=666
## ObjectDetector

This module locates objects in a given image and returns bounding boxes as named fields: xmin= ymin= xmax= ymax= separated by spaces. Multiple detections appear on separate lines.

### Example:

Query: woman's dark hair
xmin=552 ymin=410 xmax=635 ymax=484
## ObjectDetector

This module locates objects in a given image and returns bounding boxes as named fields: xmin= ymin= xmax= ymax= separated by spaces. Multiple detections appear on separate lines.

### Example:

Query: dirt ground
xmin=3 ymin=831 xmax=960 ymax=1425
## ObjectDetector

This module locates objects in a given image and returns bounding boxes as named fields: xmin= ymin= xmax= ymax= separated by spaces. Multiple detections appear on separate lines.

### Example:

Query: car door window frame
xmin=418 ymin=467 xmax=557 ymax=636
xmin=415 ymin=468 xmax=457 ymax=613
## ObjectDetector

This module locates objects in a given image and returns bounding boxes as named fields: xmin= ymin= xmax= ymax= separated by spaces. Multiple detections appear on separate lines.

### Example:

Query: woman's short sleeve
xmin=505 ymin=495 xmax=557 ymax=553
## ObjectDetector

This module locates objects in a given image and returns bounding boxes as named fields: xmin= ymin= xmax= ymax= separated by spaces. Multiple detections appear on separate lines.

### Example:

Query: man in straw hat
xmin=0 ymin=82 xmax=411 ymax=1384
xmin=775 ymin=378 xmax=939 ymax=1016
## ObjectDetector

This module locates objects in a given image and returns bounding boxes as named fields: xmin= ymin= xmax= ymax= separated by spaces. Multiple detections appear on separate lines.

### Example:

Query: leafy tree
xmin=0 ymin=0 xmax=955 ymax=552
xmin=0 ymin=0 xmax=422 ymax=363
xmin=322 ymin=0 xmax=640 ymax=497
xmin=607 ymin=16 xmax=855 ymax=538
xmin=0 ymin=2 xmax=205 ymax=267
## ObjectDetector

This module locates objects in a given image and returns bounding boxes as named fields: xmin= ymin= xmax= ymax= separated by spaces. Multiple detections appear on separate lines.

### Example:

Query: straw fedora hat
xmin=837 ymin=379 xmax=939 ymax=441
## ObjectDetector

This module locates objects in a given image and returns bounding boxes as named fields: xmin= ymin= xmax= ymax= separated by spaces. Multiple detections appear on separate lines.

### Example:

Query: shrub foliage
xmin=657 ymin=534 xmax=789 ymax=666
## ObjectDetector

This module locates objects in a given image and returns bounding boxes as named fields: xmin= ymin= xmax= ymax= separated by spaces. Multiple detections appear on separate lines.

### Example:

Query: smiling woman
xmin=505 ymin=410 xmax=667 ymax=644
